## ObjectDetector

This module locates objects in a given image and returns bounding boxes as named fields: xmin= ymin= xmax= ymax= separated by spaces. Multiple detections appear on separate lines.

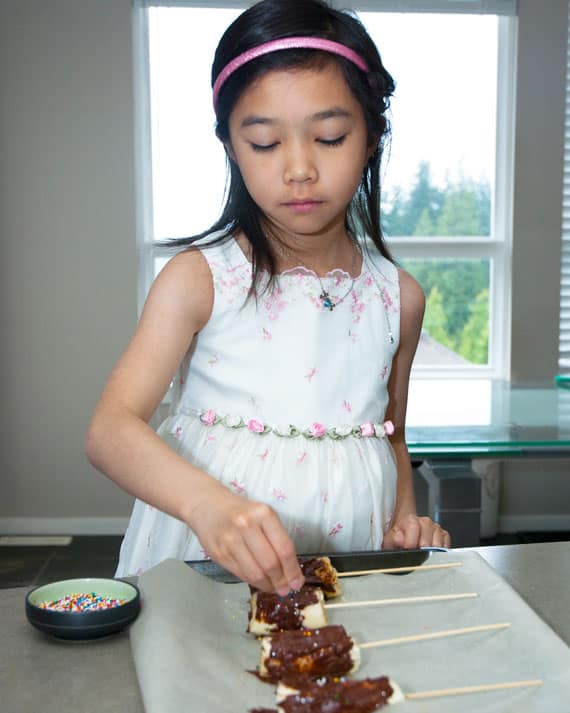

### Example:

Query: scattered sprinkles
xmin=38 ymin=592 xmax=127 ymax=612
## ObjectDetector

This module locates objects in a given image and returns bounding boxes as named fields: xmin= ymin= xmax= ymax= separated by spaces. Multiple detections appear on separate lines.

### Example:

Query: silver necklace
xmin=271 ymin=237 xmax=395 ymax=343
xmin=274 ymin=238 xmax=360 ymax=312
xmin=364 ymin=253 xmax=395 ymax=344
xmin=317 ymin=275 xmax=355 ymax=311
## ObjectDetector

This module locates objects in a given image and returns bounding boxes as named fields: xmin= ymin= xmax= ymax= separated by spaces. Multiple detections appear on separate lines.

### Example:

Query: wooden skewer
xmin=405 ymin=679 xmax=543 ymax=700
xmin=359 ymin=621 xmax=510 ymax=649
xmin=337 ymin=561 xmax=463 ymax=577
xmin=326 ymin=592 xmax=478 ymax=609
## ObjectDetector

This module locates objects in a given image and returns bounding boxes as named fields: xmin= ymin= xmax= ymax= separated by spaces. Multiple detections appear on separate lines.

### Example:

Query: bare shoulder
xmin=156 ymin=247 xmax=212 ymax=289
xmin=397 ymin=267 xmax=425 ymax=340
xmin=147 ymin=248 xmax=214 ymax=332
xmin=89 ymin=247 xmax=215 ymax=423
xmin=398 ymin=267 xmax=425 ymax=316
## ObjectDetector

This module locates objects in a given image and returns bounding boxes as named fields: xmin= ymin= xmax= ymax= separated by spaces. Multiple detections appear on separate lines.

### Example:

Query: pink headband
xmin=212 ymin=36 xmax=370 ymax=109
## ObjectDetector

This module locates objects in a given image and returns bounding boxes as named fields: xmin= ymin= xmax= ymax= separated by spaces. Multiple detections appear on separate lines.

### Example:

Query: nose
xmin=283 ymin=144 xmax=317 ymax=184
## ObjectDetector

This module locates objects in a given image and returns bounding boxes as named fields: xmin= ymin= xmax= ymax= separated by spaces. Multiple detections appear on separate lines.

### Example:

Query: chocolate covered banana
xmin=257 ymin=625 xmax=360 ymax=682
xmin=248 ymin=587 xmax=328 ymax=635
xmin=299 ymin=556 xmax=341 ymax=599
xmin=276 ymin=674 xmax=405 ymax=711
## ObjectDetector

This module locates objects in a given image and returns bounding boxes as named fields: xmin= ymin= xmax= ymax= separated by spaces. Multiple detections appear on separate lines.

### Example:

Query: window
xmin=136 ymin=0 xmax=516 ymax=378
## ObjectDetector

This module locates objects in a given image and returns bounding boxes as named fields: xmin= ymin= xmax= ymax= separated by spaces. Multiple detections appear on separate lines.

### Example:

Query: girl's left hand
xmin=382 ymin=514 xmax=451 ymax=549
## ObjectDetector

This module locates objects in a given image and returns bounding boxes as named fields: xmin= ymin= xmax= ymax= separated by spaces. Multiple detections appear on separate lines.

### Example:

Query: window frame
xmin=133 ymin=0 xmax=517 ymax=380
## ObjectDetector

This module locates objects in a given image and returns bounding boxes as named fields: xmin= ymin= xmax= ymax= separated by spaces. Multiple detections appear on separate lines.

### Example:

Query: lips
xmin=283 ymin=199 xmax=323 ymax=213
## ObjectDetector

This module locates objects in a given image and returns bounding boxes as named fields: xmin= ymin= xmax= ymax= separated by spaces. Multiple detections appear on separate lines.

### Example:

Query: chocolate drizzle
xmin=279 ymin=675 xmax=394 ymax=712
xmin=262 ymin=625 xmax=355 ymax=682
xmin=253 ymin=588 xmax=320 ymax=630
xmin=299 ymin=557 xmax=339 ymax=597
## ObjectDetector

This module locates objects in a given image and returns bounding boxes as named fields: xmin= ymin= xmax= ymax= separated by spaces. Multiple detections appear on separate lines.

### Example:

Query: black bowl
xmin=25 ymin=577 xmax=141 ymax=640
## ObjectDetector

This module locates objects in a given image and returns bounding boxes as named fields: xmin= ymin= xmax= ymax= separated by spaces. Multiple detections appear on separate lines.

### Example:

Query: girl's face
xmin=227 ymin=62 xmax=371 ymax=244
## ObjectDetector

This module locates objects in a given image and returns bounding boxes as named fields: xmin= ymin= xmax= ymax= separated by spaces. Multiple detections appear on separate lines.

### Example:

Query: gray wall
xmin=501 ymin=0 xmax=569 ymax=531
xmin=1 ymin=0 xmax=137 ymax=532
xmin=0 ymin=0 xmax=568 ymax=535
xmin=511 ymin=0 xmax=565 ymax=383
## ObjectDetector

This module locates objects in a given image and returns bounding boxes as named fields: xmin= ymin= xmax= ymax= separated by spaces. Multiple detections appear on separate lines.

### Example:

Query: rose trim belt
xmin=191 ymin=409 xmax=395 ymax=440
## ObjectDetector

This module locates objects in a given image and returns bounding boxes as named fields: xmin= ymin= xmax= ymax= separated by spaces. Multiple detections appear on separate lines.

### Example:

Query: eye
xmin=318 ymin=135 xmax=347 ymax=147
xmin=250 ymin=142 xmax=279 ymax=152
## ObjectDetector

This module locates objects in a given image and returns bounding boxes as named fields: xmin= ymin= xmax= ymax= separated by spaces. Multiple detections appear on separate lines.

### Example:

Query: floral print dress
xmin=115 ymin=236 xmax=401 ymax=576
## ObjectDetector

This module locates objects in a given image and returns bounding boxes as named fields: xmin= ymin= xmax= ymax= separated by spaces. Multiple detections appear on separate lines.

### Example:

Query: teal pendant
xmin=320 ymin=291 xmax=335 ymax=311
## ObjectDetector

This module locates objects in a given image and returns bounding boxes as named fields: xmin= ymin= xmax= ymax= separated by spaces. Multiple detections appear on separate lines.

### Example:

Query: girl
xmin=86 ymin=0 xmax=450 ymax=595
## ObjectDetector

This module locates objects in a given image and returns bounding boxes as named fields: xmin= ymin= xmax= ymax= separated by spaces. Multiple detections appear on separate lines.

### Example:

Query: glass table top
xmin=405 ymin=379 xmax=570 ymax=457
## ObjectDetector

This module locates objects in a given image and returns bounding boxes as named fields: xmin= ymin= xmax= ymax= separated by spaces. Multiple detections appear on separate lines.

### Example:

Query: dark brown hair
xmin=160 ymin=0 xmax=395 ymax=293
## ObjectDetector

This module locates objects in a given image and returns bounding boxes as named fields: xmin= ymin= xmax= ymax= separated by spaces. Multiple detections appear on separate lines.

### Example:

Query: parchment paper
xmin=130 ymin=552 xmax=570 ymax=712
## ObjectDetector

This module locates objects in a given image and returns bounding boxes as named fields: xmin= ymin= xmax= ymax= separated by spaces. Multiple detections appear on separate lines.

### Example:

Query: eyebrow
xmin=240 ymin=107 xmax=353 ymax=128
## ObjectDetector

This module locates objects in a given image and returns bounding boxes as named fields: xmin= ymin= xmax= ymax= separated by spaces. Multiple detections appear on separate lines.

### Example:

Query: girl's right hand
xmin=187 ymin=482 xmax=305 ymax=595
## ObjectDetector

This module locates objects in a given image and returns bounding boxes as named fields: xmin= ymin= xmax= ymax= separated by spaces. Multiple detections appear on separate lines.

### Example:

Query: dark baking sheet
xmin=185 ymin=547 xmax=448 ymax=583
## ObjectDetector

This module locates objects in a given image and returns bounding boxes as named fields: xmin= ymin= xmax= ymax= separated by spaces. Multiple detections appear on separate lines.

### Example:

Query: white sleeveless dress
xmin=115 ymin=236 xmax=401 ymax=576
